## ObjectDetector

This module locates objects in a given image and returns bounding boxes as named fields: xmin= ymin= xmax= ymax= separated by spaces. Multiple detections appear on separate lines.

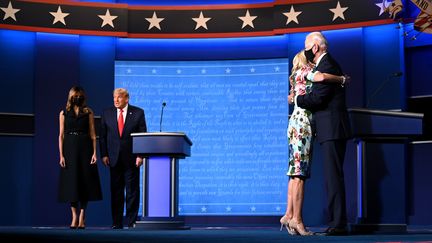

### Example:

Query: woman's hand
xmin=59 ymin=157 xmax=66 ymax=168
xmin=288 ymin=93 xmax=295 ymax=104
xmin=90 ymin=154 xmax=97 ymax=164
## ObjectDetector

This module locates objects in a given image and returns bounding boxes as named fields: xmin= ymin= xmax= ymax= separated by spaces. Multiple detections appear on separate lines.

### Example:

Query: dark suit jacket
xmin=297 ymin=53 xmax=351 ymax=143
xmin=99 ymin=105 xmax=147 ymax=167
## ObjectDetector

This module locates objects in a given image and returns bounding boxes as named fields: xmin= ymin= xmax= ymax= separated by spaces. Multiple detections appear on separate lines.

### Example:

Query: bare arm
xmin=88 ymin=110 xmax=97 ymax=164
xmin=58 ymin=111 xmax=65 ymax=168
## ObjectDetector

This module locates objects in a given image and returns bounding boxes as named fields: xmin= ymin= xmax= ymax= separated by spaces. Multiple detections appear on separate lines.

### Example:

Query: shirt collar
xmin=118 ymin=104 xmax=128 ymax=114
xmin=315 ymin=52 xmax=327 ymax=67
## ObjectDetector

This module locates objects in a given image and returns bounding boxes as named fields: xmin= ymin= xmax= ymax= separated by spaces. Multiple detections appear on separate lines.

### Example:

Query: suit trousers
xmin=110 ymin=154 xmax=140 ymax=227
xmin=321 ymin=139 xmax=348 ymax=228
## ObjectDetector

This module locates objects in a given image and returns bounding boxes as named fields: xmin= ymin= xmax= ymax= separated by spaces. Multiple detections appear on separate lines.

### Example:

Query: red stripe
xmin=18 ymin=0 xmax=128 ymax=8
xmin=128 ymin=2 xmax=274 ymax=11
xmin=274 ymin=19 xmax=395 ymax=34
xmin=128 ymin=30 xmax=275 ymax=38
xmin=275 ymin=0 xmax=328 ymax=6
xmin=0 ymin=24 xmax=127 ymax=37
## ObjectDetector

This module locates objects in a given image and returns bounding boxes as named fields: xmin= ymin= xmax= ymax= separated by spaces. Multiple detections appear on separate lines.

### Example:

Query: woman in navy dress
xmin=58 ymin=86 xmax=102 ymax=229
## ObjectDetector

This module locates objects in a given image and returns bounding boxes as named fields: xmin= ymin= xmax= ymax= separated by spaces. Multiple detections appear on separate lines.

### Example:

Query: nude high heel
xmin=289 ymin=220 xmax=314 ymax=236
xmin=279 ymin=215 xmax=297 ymax=235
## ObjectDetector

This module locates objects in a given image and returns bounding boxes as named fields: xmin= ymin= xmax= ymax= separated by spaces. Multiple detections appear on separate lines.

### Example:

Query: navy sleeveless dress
xmin=58 ymin=109 xmax=102 ymax=202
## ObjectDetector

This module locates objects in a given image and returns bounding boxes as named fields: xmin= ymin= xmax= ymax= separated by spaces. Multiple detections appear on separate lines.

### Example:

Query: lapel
xmin=123 ymin=105 xmax=134 ymax=134
xmin=110 ymin=107 xmax=121 ymax=137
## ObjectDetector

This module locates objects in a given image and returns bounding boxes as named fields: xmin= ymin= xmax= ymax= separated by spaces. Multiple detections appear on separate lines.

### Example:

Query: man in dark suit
xmin=100 ymin=88 xmax=147 ymax=229
xmin=289 ymin=32 xmax=351 ymax=235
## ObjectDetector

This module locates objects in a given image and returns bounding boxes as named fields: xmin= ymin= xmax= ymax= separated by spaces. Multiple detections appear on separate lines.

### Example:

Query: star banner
xmin=0 ymin=0 xmax=394 ymax=38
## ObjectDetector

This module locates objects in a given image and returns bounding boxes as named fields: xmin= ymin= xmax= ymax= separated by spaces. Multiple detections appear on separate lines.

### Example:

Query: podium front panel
xmin=147 ymin=157 xmax=171 ymax=217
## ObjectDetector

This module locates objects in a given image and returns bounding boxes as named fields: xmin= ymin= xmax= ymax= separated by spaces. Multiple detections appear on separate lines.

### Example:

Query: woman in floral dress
xmin=280 ymin=51 xmax=348 ymax=236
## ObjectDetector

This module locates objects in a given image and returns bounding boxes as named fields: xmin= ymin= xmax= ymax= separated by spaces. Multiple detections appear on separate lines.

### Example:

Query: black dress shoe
xmin=321 ymin=227 xmax=349 ymax=236
xmin=111 ymin=225 xmax=123 ymax=229
xmin=128 ymin=223 xmax=136 ymax=229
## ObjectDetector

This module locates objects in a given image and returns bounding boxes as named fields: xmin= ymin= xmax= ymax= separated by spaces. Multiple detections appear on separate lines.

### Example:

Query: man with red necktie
xmin=100 ymin=88 xmax=147 ymax=229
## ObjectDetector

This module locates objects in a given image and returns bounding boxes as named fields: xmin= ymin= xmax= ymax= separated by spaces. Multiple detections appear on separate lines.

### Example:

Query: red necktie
xmin=118 ymin=109 xmax=124 ymax=137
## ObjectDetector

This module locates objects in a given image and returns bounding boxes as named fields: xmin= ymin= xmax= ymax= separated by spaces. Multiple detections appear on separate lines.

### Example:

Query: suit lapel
xmin=123 ymin=106 xmax=134 ymax=134
xmin=110 ymin=107 xmax=121 ymax=138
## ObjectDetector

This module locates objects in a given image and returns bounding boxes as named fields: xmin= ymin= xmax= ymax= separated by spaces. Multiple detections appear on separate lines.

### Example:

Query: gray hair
xmin=306 ymin=31 xmax=328 ymax=50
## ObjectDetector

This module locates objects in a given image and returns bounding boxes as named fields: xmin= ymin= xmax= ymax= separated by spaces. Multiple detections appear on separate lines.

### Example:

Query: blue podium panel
xmin=148 ymin=157 xmax=171 ymax=217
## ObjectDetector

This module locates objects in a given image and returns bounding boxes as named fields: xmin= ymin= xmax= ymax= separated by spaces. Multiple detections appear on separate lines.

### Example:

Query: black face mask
xmin=304 ymin=45 xmax=317 ymax=63
xmin=71 ymin=96 xmax=84 ymax=106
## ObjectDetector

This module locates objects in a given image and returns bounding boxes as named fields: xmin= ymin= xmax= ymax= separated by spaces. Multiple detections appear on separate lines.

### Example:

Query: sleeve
xmin=296 ymin=56 xmax=341 ymax=110
xmin=138 ymin=109 xmax=147 ymax=133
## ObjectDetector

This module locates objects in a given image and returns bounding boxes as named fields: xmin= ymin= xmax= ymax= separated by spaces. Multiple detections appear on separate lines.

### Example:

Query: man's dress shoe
xmin=320 ymin=227 xmax=349 ymax=236
xmin=111 ymin=225 xmax=123 ymax=229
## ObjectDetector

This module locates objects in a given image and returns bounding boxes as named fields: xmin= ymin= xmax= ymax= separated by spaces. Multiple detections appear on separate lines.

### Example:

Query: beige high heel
xmin=279 ymin=215 xmax=297 ymax=235
xmin=289 ymin=220 xmax=314 ymax=236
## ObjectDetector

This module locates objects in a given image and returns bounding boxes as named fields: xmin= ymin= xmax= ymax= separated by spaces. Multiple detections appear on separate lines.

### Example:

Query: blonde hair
xmin=289 ymin=50 xmax=308 ymax=82
xmin=113 ymin=88 xmax=129 ymax=98
xmin=65 ymin=86 xmax=89 ymax=113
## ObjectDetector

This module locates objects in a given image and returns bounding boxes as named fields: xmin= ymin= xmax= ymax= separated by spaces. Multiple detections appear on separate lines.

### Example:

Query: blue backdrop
xmin=115 ymin=59 xmax=289 ymax=215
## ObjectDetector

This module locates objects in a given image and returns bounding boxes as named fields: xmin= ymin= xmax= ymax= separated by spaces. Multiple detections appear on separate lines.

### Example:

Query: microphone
xmin=159 ymin=102 xmax=166 ymax=132
xmin=366 ymin=71 xmax=403 ymax=108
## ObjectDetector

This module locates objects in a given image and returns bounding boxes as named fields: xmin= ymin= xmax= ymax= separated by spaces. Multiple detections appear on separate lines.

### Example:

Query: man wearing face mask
xmin=288 ymin=32 xmax=351 ymax=236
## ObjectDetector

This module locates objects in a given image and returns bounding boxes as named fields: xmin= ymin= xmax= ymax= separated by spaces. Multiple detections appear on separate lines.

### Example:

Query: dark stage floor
xmin=1 ymin=226 xmax=432 ymax=243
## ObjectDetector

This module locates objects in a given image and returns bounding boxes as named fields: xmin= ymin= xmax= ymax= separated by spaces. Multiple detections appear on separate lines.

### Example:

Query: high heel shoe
xmin=289 ymin=220 xmax=314 ymax=236
xmin=279 ymin=215 xmax=297 ymax=235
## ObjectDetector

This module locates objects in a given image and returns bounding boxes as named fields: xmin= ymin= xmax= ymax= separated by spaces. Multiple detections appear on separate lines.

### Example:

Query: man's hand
xmin=102 ymin=156 xmax=110 ymax=166
xmin=136 ymin=157 xmax=143 ymax=167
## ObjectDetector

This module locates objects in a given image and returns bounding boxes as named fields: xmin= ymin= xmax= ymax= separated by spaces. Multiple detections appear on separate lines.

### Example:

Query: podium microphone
xmin=159 ymin=102 xmax=166 ymax=132
xmin=366 ymin=72 xmax=403 ymax=108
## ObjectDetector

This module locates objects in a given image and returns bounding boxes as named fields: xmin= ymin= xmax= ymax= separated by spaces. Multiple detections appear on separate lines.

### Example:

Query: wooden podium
xmin=348 ymin=108 xmax=424 ymax=233
xmin=131 ymin=132 xmax=192 ymax=229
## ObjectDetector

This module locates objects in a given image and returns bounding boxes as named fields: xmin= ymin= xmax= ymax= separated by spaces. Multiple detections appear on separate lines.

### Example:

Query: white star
xmin=151 ymin=69 xmax=157 ymax=74
xmin=178 ymin=207 xmax=182 ymax=212
xmin=201 ymin=206 xmax=207 ymax=212
xmin=201 ymin=69 xmax=206 ymax=74
xmin=1 ymin=1 xmax=20 ymax=21
xmin=283 ymin=6 xmax=302 ymax=25
xmin=126 ymin=68 xmax=132 ymax=73
xmin=145 ymin=11 xmax=164 ymax=30
xmin=98 ymin=9 xmax=117 ymax=28
xmin=176 ymin=69 xmax=182 ymax=74
xmin=274 ymin=66 xmax=280 ymax=72
xmin=329 ymin=1 xmax=348 ymax=21
xmin=238 ymin=10 xmax=257 ymax=29
xmin=250 ymin=206 xmax=256 ymax=212
xmin=226 ymin=206 xmax=232 ymax=212
xmin=192 ymin=11 xmax=211 ymax=30
xmin=250 ymin=68 xmax=255 ymax=73
xmin=376 ymin=0 xmax=391 ymax=16
xmin=50 ymin=6 xmax=69 ymax=25
xmin=276 ymin=206 xmax=281 ymax=211
xmin=225 ymin=68 xmax=231 ymax=74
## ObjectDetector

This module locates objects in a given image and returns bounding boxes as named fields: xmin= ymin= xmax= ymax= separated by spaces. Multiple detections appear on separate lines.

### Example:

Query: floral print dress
xmin=287 ymin=65 xmax=314 ymax=178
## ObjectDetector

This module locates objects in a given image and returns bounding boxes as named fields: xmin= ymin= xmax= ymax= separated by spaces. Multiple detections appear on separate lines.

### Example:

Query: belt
xmin=67 ymin=131 xmax=87 ymax=135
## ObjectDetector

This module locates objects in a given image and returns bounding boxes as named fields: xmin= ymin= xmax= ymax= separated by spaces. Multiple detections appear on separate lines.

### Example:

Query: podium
xmin=131 ymin=132 xmax=192 ymax=229
xmin=348 ymin=108 xmax=424 ymax=233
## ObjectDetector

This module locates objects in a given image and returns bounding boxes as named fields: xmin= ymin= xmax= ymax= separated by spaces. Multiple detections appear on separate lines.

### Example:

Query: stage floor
xmin=1 ymin=226 xmax=432 ymax=242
